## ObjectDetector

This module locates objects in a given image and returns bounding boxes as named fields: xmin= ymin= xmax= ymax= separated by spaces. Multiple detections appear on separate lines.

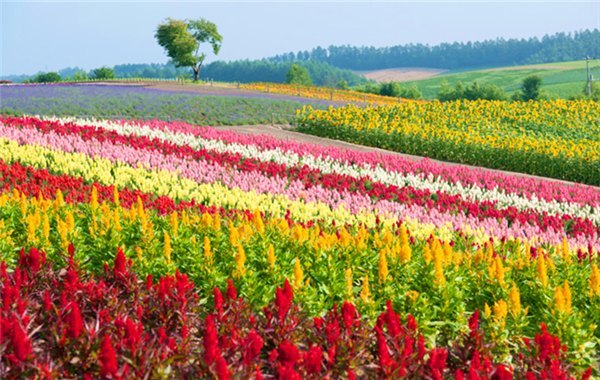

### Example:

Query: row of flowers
xmin=1 ymin=116 xmax=597 ymax=249
xmin=296 ymin=101 xmax=600 ymax=185
xmin=0 ymin=181 xmax=598 ymax=362
xmin=4 ymin=116 xmax=598 ymax=236
xmin=1 ymin=247 xmax=595 ymax=379
xmin=36 ymin=115 xmax=600 ymax=208
xmin=240 ymin=82 xmax=410 ymax=105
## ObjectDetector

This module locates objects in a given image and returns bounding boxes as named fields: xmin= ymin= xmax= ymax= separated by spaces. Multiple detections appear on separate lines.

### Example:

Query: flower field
xmin=241 ymin=82 xmax=406 ymax=105
xmin=0 ymin=84 xmax=329 ymax=126
xmin=296 ymin=100 xmax=600 ymax=185
xmin=1 ymin=114 xmax=599 ymax=378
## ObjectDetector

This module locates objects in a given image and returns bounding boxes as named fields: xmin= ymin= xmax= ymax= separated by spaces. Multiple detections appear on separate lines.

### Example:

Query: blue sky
xmin=1 ymin=1 xmax=599 ymax=76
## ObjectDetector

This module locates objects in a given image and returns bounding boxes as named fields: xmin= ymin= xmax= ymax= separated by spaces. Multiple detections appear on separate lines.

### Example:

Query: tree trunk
xmin=193 ymin=66 xmax=199 ymax=82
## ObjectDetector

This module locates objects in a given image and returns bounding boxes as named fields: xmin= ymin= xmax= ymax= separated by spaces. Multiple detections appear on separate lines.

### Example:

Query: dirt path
xmin=214 ymin=124 xmax=597 ymax=189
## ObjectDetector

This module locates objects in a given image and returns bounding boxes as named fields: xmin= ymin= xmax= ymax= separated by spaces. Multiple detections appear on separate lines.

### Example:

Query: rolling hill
xmin=393 ymin=60 xmax=599 ymax=99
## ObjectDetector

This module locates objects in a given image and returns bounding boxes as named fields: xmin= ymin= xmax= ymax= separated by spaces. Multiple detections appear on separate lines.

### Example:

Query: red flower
xmin=341 ymin=302 xmax=358 ymax=330
xmin=278 ymin=364 xmax=301 ymax=380
xmin=492 ymin=364 xmax=513 ymax=380
xmin=18 ymin=247 xmax=44 ymax=274
xmin=203 ymin=314 xmax=220 ymax=365
xmin=113 ymin=247 xmax=127 ymax=279
xmin=278 ymin=340 xmax=300 ymax=366
xmin=65 ymin=301 xmax=84 ymax=339
xmin=406 ymin=313 xmax=418 ymax=331
xmin=226 ymin=279 xmax=237 ymax=301
xmin=243 ymin=330 xmax=264 ymax=365
xmin=213 ymin=287 xmax=224 ymax=316
xmin=42 ymin=290 xmax=53 ymax=312
xmin=469 ymin=310 xmax=480 ymax=332
xmin=275 ymin=280 xmax=294 ymax=323
xmin=348 ymin=369 xmax=357 ymax=380
xmin=99 ymin=334 xmax=118 ymax=377
xmin=427 ymin=348 xmax=447 ymax=378
xmin=304 ymin=345 xmax=323 ymax=374
xmin=215 ymin=355 xmax=230 ymax=380
xmin=10 ymin=320 xmax=32 ymax=362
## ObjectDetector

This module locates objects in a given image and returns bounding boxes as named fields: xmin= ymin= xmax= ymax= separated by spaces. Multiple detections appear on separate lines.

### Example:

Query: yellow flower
xmin=170 ymin=212 xmax=179 ymax=237
xmin=560 ymin=237 xmax=571 ymax=264
xmin=406 ymin=290 xmax=419 ymax=303
xmin=203 ymin=236 xmax=213 ymax=267
xmin=509 ymin=284 xmax=522 ymax=317
xmin=484 ymin=303 xmax=492 ymax=318
xmin=554 ymin=281 xmax=572 ymax=314
xmin=536 ymin=255 xmax=548 ymax=287
xmin=42 ymin=214 xmax=50 ymax=244
xmin=493 ymin=299 xmax=508 ymax=328
xmin=293 ymin=258 xmax=304 ymax=290
xmin=590 ymin=264 xmax=600 ymax=297
xmin=360 ymin=276 xmax=371 ymax=303
xmin=113 ymin=185 xmax=120 ymax=206
xmin=233 ymin=244 xmax=246 ymax=278
xmin=267 ymin=244 xmax=276 ymax=270
xmin=164 ymin=232 xmax=172 ymax=265
xmin=378 ymin=250 xmax=389 ymax=284
xmin=345 ymin=268 xmax=353 ymax=300
xmin=90 ymin=185 xmax=99 ymax=211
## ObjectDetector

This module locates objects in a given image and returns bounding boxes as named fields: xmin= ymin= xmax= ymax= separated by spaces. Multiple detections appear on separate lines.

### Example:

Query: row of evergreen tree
xmin=270 ymin=30 xmax=599 ymax=70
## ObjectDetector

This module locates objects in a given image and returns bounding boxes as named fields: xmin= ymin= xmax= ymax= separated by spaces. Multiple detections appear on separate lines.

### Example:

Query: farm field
xmin=0 ymin=83 xmax=332 ymax=126
xmin=1 ymin=84 xmax=599 ymax=378
xmin=401 ymin=60 xmax=600 ymax=99
xmin=297 ymin=100 xmax=600 ymax=185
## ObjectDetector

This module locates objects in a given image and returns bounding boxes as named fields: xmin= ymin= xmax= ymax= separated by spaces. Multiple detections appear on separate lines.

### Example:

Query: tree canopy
xmin=285 ymin=64 xmax=313 ymax=85
xmin=155 ymin=18 xmax=222 ymax=81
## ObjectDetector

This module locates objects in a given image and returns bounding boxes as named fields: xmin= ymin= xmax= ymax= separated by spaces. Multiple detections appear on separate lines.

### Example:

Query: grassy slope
xmin=400 ymin=60 xmax=600 ymax=99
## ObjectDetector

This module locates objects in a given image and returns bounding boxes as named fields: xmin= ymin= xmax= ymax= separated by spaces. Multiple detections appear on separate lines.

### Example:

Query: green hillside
xmin=402 ymin=60 xmax=600 ymax=99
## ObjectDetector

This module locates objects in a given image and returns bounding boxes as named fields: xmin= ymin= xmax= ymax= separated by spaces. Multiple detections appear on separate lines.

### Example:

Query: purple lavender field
xmin=0 ymin=83 xmax=330 ymax=125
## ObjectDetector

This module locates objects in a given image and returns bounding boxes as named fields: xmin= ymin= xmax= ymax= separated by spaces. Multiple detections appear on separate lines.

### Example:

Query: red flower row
xmin=1 ymin=247 xmax=592 ymax=379
xmin=2 ymin=115 xmax=595 ymax=237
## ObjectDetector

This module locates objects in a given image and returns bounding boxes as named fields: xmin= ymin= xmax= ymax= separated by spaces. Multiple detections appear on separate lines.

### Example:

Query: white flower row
xmin=43 ymin=116 xmax=600 ymax=226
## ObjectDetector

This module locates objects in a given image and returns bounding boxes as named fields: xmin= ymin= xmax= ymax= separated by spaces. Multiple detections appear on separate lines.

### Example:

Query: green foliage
xmin=90 ymin=67 xmax=115 ymax=80
xmin=202 ymin=59 xmax=366 ymax=87
xmin=438 ymin=80 xmax=506 ymax=101
xmin=285 ymin=64 xmax=312 ymax=86
xmin=114 ymin=63 xmax=188 ymax=79
xmin=357 ymin=81 xmax=423 ymax=100
xmin=71 ymin=71 xmax=89 ymax=81
xmin=155 ymin=18 xmax=222 ymax=81
xmin=336 ymin=79 xmax=349 ymax=90
xmin=31 ymin=72 xmax=62 ymax=83
xmin=519 ymin=75 xmax=543 ymax=101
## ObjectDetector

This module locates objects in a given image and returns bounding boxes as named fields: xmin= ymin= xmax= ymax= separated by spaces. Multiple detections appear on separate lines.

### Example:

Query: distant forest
xmin=270 ymin=30 xmax=600 ymax=70
xmin=201 ymin=60 xmax=366 ymax=86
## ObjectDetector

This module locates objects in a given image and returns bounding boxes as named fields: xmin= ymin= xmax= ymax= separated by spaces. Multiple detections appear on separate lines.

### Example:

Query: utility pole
xmin=586 ymin=56 xmax=592 ymax=97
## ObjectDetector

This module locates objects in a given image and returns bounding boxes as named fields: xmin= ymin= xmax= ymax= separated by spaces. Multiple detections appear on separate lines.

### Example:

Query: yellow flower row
xmin=297 ymin=100 xmax=600 ymax=161
xmin=2 ymin=187 xmax=598 ymax=326
xmin=241 ymin=82 xmax=414 ymax=105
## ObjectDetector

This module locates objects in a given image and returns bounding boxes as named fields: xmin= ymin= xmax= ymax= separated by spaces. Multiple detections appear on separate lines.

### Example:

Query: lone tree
xmin=285 ymin=64 xmax=312 ymax=86
xmin=155 ymin=18 xmax=222 ymax=81
xmin=519 ymin=75 xmax=542 ymax=101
